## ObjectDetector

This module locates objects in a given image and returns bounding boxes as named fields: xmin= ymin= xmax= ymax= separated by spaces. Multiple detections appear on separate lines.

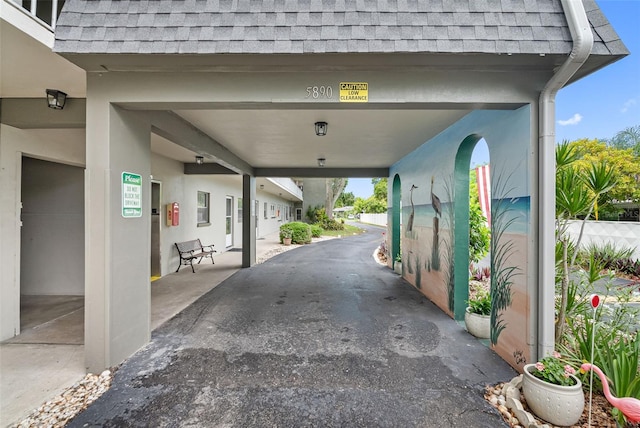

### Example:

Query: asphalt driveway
xmin=69 ymin=224 xmax=515 ymax=427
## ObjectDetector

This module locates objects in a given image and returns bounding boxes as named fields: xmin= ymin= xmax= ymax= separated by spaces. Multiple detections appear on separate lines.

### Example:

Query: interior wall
xmin=389 ymin=106 xmax=533 ymax=369
xmin=21 ymin=156 xmax=84 ymax=295
xmin=0 ymin=124 xmax=85 ymax=340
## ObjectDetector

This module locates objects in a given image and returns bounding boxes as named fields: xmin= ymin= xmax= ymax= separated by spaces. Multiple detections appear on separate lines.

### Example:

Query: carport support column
xmin=85 ymin=96 xmax=151 ymax=372
xmin=242 ymin=175 xmax=256 ymax=267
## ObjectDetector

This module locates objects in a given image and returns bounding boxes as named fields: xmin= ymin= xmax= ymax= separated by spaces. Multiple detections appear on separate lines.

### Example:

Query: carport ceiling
xmin=174 ymin=108 xmax=471 ymax=170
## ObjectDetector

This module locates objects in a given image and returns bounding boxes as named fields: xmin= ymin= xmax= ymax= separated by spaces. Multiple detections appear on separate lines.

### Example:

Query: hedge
xmin=280 ymin=222 xmax=312 ymax=244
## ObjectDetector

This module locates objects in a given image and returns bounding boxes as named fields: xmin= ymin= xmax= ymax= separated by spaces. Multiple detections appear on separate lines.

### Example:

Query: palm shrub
xmin=555 ymin=141 xmax=617 ymax=343
xmin=558 ymin=267 xmax=640 ymax=424
xmin=596 ymin=333 xmax=640 ymax=426
xmin=575 ymin=241 xmax=636 ymax=271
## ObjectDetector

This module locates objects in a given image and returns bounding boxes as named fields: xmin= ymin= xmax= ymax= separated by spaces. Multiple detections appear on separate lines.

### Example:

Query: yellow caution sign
xmin=339 ymin=82 xmax=368 ymax=103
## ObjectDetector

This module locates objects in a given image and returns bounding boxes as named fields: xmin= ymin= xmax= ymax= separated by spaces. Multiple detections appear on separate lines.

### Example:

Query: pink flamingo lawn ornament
xmin=580 ymin=363 xmax=640 ymax=423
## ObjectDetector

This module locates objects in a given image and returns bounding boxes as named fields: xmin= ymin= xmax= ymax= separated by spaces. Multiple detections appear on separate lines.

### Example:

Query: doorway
xmin=225 ymin=196 xmax=233 ymax=247
xmin=18 ymin=156 xmax=84 ymax=344
xmin=151 ymin=181 xmax=161 ymax=279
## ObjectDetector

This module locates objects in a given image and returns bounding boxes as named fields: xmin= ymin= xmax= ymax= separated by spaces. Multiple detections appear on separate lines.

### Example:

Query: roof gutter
xmin=538 ymin=0 xmax=593 ymax=358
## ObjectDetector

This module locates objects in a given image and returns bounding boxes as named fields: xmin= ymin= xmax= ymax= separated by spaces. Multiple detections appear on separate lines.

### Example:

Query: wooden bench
xmin=175 ymin=239 xmax=216 ymax=273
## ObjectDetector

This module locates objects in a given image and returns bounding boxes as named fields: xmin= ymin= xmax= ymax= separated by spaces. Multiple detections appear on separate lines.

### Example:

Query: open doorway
xmin=151 ymin=181 xmax=161 ymax=280
xmin=15 ymin=156 xmax=84 ymax=345
xmin=467 ymin=139 xmax=492 ymax=331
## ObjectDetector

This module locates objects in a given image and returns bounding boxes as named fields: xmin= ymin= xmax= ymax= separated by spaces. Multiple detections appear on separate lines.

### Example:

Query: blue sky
xmin=345 ymin=0 xmax=639 ymax=199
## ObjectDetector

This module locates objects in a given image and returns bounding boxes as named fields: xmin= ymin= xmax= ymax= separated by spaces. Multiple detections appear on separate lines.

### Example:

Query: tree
xmin=335 ymin=191 xmax=355 ymax=208
xmin=373 ymin=178 xmax=387 ymax=202
xmin=353 ymin=195 xmax=386 ymax=214
xmin=606 ymin=125 xmax=640 ymax=158
xmin=568 ymin=139 xmax=640 ymax=216
xmin=468 ymin=169 xmax=490 ymax=264
xmin=325 ymin=178 xmax=348 ymax=219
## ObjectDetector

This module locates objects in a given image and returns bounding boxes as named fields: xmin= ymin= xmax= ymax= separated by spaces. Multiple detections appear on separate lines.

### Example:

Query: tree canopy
xmin=605 ymin=125 xmax=640 ymax=158
xmin=351 ymin=178 xmax=388 ymax=214
xmin=566 ymin=139 xmax=640 ymax=216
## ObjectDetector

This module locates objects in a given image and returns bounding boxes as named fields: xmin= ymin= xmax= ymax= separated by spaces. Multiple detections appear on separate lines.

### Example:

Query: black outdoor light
xmin=195 ymin=156 xmax=204 ymax=165
xmin=317 ymin=158 xmax=326 ymax=167
xmin=46 ymin=89 xmax=67 ymax=110
xmin=314 ymin=121 xmax=328 ymax=136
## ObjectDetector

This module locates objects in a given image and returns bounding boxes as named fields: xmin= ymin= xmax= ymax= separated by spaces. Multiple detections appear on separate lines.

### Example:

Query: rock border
xmin=486 ymin=375 xmax=553 ymax=428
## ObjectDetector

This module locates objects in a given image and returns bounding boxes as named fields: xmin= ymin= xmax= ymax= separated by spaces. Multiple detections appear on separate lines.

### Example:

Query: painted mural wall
xmin=389 ymin=106 xmax=533 ymax=369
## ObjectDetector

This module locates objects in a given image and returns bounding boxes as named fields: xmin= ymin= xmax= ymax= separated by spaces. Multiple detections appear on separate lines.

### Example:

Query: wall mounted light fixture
xmin=46 ymin=89 xmax=67 ymax=110
xmin=317 ymin=158 xmax=326 ymax=167
xmin=314 ymin=121 xmax=328 ymax=136
xmin=195 ymin=156 xmax=204 ymax=165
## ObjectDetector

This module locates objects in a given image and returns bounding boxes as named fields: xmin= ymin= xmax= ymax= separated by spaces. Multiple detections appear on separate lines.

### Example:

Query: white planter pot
xmin=394 ymin=261 xmax=402 ymax=275
xmin=522 ymin=363 xmax=584 ymax=427
xmin=464 ymin=307 xmax=490 ymax=339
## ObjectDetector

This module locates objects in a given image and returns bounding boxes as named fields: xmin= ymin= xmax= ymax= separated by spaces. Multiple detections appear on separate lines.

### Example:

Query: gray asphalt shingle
xmin=53 ymin=0 xmax=627 ymax=56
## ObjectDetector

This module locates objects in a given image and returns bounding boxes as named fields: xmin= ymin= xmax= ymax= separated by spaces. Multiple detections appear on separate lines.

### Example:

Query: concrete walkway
xmin=68 ymin=224 xmax=515 ymax=427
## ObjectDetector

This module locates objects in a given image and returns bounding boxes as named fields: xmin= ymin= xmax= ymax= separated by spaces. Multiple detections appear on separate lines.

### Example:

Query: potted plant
xmin=464 ymin=289 xmax=491 ymax=338
xmin=394 ymin=252 xmax=402 ymax=275
xmin=280 ymin=228 xmax=293 ymax=246
xmin=522 ymin=352 xmax=584 ymax=426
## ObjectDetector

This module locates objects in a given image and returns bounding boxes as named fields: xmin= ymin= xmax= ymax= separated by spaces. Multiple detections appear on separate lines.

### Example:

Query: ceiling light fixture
xmin=46 ymin=89 xmax=67 ymax=110
xmin=195 ymin=156 xmax=204 ymax=165
xmin=317 ymin=158 xmax=326 ymax=167
xmin=314 ymin=121 xmax=328 ymax=136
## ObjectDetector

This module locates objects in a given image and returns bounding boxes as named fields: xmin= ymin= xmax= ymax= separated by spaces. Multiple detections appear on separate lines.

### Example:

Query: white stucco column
xmin=85 ymin=93 xmax=151 ymax=372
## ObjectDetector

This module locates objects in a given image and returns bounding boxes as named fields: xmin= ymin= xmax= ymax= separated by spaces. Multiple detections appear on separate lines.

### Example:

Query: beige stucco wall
xmin=0 ymin=124 xmax=85 ymax=340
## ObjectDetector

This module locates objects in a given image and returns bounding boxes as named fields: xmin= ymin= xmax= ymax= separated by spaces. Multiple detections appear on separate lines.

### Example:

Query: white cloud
xmin=621 ymin=98 xmax=637 ymax=113
xmin=558 ymin=113 xmax=583 ymax=126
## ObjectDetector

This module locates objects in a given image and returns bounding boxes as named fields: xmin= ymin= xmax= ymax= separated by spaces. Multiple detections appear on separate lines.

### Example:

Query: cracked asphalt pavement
xmin=69 ymin=224 xmax=515 ymax=427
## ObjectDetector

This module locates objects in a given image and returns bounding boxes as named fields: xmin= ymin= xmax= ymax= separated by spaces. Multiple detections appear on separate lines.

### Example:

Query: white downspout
xmin=538 ymin=0 xmax=593 ymax=358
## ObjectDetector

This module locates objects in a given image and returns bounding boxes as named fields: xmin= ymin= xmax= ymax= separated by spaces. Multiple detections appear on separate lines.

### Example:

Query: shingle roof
xmin=53 ymin=0 xmax=628 ymax=56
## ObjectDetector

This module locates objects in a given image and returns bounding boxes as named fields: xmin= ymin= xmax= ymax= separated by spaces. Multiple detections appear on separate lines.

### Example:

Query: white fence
xmin=565 ymin=220 xmax=640 ymax=261
xmin=359 ymin=213 xmax=387 ymax=227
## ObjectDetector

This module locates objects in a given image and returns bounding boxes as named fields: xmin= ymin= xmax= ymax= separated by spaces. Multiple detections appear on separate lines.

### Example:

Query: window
xmin=197 ymin=191 xmax=210 ymax=226
xmin=238 ymin=198 xmax=243 ymax=223
xmin=264 ymin=202 xmax=268 ymax=219
xmin=270 ymin=204 xmax=276 ymax=218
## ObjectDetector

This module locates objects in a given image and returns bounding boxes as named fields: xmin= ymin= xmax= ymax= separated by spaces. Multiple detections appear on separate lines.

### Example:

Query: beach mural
xmin=389 ymin=106 xmax=533 ymax=369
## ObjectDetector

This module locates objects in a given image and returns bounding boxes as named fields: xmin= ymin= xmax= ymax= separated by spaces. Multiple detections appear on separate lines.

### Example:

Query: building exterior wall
xmin=302 ymin=178 xmax=326 ymax=222
xmin=390 ymin=106 xmax=536 ymax=369
xmin=0 ymin=124 xmax=85 ymax=340
xmin=151 ymin=152 xmax=296 ymax=276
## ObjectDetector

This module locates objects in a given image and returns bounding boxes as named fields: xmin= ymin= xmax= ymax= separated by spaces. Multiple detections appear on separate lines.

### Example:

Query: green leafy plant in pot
xmin=280 ymin=228 xmax=293 ymax=245
xmin=464 ymin=289 xmax=491 ymax=339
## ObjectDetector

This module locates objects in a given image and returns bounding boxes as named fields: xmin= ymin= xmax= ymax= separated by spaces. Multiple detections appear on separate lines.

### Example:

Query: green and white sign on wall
xmin=122 ymin=172 xmax=142 ymax=218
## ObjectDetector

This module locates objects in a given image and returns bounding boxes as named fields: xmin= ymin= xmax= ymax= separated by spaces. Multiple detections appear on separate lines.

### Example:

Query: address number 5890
xmin=305 ymin=86 xmax=333 ymax=99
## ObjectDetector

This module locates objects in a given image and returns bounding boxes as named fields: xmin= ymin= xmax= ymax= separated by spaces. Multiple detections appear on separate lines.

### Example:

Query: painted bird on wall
xmin=580 ymin=363 xmax=640 ymax=423
xmin=430 ymin=176 xmax=441 ymax=217
xmin=407 ymin=184 xmax=417 ymax=232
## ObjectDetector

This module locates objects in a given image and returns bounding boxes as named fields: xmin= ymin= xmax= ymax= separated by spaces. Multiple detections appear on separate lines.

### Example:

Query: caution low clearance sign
xmin=339 ymin=82 xmax=368 ymax=103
